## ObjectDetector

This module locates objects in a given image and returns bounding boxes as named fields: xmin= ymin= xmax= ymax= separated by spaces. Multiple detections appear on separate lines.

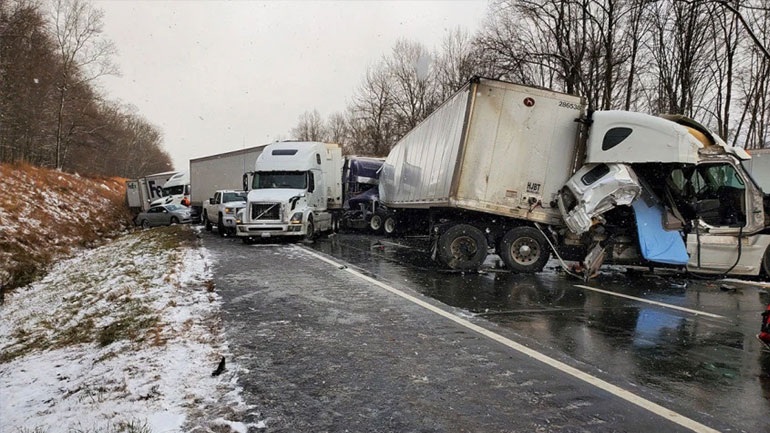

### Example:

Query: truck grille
xmin=251 ymin=203 xmax=281 ymax=220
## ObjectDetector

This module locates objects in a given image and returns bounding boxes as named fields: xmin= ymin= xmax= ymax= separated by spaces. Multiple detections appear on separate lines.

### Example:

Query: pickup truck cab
xmin=202 ymin=190 xmax=247 ymax=236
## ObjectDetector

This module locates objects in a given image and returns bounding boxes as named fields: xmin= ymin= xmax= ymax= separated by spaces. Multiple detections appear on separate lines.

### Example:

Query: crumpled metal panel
xmin=558 ymin=163 xmax=642 ymax=234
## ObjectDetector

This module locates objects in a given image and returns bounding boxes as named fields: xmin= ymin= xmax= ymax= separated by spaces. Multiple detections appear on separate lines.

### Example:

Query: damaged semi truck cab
xmin=236 ymin=142 xmax=343 ymax=243
xmin=558 ymin=111 xmax=770 ymax=276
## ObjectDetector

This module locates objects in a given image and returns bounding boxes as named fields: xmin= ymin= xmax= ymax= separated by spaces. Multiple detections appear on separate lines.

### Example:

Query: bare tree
xmin=386 ymin=39 xmax=439 ymax=135
xmin=349 ymin=65 xmax=397 ymax=156
xmin=290 ymin=109 xmax=327 ymax=142
xmin=48 ymin=0 xmax=117 ymax=169
xmin=433 ymin=27 xmax=486 ymax=100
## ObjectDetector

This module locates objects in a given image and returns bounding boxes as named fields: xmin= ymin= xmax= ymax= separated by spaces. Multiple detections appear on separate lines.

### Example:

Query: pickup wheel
xmin=499 ymin=226 xmax=550 ymax=273
xmin=436 ymin=224 xmax=488 ymax=270
xmin=203 ymin=211 xmax=212 ymax=231
xmin=140 ymin=219 xmax=150 ymax=229
xmin=217 ymin=213 xmax=225 ymax=237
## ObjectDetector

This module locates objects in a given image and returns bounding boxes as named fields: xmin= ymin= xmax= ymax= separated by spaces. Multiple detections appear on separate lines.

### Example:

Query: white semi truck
xmin=149 ymin=170 xmax=191 ymax=208
xmin=378 ymin=77 xmax=770 ymax=278
xmin=236 ymin=141 xmax=343 ymax=243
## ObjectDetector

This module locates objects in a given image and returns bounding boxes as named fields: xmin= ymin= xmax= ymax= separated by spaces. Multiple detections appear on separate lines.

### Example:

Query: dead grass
xmin=0 ymin=162 xmax=134 ymax=292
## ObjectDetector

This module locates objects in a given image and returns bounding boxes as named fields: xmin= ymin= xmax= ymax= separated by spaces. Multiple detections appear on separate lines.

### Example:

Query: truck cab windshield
xmin=253 ymin=171 xmax=308 ymax=190
xmin=162 ymin=185 xmax=189 ymax=196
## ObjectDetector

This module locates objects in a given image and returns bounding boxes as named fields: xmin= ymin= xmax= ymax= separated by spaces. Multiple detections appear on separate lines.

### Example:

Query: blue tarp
xmin=632 ymin=199 xmax=689 ymax=265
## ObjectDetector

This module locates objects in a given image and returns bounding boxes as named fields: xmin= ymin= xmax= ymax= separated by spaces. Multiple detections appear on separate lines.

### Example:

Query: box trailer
xmin=189 ymin=144 xmax=268 ymax=214
xmin=125 ymin=171 xmax=178 ymax=212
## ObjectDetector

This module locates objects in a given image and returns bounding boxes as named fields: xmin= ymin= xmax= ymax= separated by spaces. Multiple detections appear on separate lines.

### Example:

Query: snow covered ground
xmin=0 ymin=226 xmax=261 ymax=432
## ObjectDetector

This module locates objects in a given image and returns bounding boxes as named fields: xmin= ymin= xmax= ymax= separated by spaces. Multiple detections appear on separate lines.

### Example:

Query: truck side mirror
xmin=209 ymin=198 xmax=214 ymax=205
xmin=242 ymin=173 xmax=249 ymax=191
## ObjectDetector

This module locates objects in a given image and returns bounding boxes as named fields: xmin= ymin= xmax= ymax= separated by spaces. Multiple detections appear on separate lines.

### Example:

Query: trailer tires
xmin=499 ymin=226 xmax=550 ymax=273
xmin=383 ymin=215 xmax=397 ymax=236
xmin=436 ymin=224 xmax=488 ymax=270
xmin=369 ymin=213 xmax=384 ymax=233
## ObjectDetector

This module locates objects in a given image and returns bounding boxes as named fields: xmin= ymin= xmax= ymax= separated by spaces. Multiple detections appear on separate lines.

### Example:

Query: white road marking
xmin=297 ymin=245 xmax=721 ymax=433
xmin=574 ymin=284 xmax=725 ymax=319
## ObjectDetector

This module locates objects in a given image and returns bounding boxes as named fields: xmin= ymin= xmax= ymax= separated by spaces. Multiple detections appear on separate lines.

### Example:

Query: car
xmin=135 ymin=204 xmax=193 ymax=228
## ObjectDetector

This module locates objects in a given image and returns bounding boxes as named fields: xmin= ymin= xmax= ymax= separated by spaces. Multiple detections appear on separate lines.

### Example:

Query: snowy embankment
xmin=0 ymin=226 xmax=254 ymax=432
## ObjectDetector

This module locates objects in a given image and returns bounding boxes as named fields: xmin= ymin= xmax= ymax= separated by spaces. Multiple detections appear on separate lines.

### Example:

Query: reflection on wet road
xmin=309 ymin=232 xmax=770 ymax=433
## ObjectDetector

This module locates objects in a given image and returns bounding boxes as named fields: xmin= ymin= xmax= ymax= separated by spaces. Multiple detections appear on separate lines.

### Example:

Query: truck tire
xmin=436 ymin=224 xmax=488 ymax=270
xmin=203 ymin=211 xmax=212 ymax=231
xmin=369 ymin=213 xmax=383 ymax=233
xmin=305 ymin=218 xmax=315 ymax=241
xmin=383 ymin=215 xmax=397 ymax=236
xmin=499 ymin=226 xmax=550 ymax=273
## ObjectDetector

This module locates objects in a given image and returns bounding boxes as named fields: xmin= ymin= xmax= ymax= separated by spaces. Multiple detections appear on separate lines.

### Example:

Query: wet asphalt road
xmin=204 ymin=230 xmax=770 ymax=432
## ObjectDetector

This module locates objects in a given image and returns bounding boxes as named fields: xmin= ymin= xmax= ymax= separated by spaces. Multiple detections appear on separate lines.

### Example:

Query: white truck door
xmin=682 ymin=162 xmax=767 ymax=274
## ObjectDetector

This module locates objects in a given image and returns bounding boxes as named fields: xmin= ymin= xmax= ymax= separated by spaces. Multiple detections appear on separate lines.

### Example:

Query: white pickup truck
xmin=202 ymin=190 xmax=247 ymax=236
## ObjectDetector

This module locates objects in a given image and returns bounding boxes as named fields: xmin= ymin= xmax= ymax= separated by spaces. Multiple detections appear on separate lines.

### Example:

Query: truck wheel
xmin=203 ymin=212 xmax=212 ymax=231
xmin=499 ymin=226 xmax=550 ymax=273
xmin=305 ymin=218 xmax=315 ymax=241
xmin=369 ymin=213 xmax=383 ymax=233
xmin=217 ymin=214 xmax=225 ymax=236
xmin=436 ymin=224 xmax=488 ymax=270
xmin=383 ymin=215 xmax=397 ymax=236
xmin=141 ymin=219 xmax=150 ymax=229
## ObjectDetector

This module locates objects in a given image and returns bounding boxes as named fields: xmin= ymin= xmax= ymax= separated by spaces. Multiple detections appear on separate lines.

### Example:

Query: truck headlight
xmin=224 ymin=207 xmax=234 ymax=214
xmin=290 ymin=212 xmax=303 ymax=224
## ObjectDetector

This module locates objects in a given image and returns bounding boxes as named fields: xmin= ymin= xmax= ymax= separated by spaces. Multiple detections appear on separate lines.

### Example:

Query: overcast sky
xmin=93 ymin=0 xmax=489 ymax=171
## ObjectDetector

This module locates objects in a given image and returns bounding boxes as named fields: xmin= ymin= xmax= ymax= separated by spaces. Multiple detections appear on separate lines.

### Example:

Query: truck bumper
xmin=236 ymin=223 xmax=303 ymax=238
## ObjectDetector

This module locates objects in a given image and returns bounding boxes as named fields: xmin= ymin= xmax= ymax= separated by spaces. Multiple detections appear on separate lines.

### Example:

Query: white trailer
xmin=189 ymin=144 xmax=268 ymax=213
xmin=125 ymin=171 xmax=178 ymax=212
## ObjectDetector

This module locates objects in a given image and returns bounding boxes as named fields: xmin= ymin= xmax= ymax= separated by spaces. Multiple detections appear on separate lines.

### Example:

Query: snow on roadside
xmin=0 ymin=226 xmax=254 ymax=432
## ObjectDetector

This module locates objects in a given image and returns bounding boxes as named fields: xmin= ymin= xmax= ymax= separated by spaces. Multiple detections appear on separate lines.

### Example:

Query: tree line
xmin=0 ymin=0 xmax=172 ymax=177
xmin=291 ymin=0 xmax=770 ymax=156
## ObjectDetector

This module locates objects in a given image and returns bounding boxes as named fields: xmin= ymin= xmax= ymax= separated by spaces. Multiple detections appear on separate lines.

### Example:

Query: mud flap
xmin=582 ymin=243 xmax=606 ymax=282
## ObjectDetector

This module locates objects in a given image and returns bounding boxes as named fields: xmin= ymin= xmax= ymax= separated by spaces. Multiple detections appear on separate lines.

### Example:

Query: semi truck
xmin=125 ymin=171 xmax=178 ymax=212
xmin=235 ymin=141 xmax=384 ymax=242
xmin=149 ymin=170 xmax=190 ymax=208
xmin=189 ymin=144 xmax=268 ymax=215
xmin=378 ymin=77 xmax=770 ymax=278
